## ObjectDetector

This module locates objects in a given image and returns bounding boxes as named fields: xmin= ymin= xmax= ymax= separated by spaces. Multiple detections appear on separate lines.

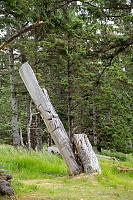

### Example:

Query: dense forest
xmin=0 ymin=0 xmax=133 ymax=154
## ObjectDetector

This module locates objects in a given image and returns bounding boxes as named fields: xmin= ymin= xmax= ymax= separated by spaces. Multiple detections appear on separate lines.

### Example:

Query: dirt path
xmin=16 ymin=176 xmax=133 ymax=200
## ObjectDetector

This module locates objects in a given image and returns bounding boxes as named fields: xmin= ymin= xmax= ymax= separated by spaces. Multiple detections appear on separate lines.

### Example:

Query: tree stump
xmin=73 ymin=134 xmax=101 ymax=174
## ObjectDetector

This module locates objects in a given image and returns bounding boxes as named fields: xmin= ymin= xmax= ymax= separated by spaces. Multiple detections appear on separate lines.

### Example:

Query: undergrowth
xmin=100 ymin=149 xmax=133 ymax=162
xmin=0 ymin=144 xmax=68 ymax=179
xmin=97 ymin=162 xmax=133 ymax=189
xmin=0 ymin=144 xmax=133 ymax=199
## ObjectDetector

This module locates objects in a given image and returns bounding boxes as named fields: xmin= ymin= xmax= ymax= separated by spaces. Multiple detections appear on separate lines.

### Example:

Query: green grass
xmin=100 ymin=149 xmax=133 ymax=162
xmin=97 ymin=162 xmax=133 ymax=189
xmin=0 ymin=144 xmax=133 ymax=200
xmin=0 ymin=144 xmax=68 ymax=179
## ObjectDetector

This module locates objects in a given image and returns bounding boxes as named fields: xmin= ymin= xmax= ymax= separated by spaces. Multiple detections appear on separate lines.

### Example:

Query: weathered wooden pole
xmin=19 ymin=62 xmax=81 ymax=175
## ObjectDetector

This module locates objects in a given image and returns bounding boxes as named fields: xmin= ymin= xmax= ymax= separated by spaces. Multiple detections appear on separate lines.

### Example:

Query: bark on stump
xmin=73 ymin=134 xmax=101 ymax=174
xmin=19 ymin=62 xmax=80 ymax=175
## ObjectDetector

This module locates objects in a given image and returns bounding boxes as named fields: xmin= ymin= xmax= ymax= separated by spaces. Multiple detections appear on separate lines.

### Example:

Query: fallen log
xmin=117 ymin=165 xmax=133 ymax=172
xmin=96 ymin=154 xmax=119 ymax=162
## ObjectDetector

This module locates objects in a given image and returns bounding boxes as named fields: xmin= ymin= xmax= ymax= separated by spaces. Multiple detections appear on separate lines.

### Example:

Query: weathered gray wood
xmin=73 ymin=134 xmax=101 ymax=174
xmin=19 ymin=62 xmax=80 ymax=175
xmin=96 ymin=154 xmax=119 ymax=162
xmin=47 ymin=146 xmax=60 ymax=154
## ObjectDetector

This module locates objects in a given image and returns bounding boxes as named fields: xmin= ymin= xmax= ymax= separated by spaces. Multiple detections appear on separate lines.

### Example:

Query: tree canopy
xmin=0 ymin=0 xmax=133 ymax=153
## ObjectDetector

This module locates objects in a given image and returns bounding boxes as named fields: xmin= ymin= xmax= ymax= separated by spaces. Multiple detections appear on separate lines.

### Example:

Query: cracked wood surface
xmin=19 ymin=62 xmax=80 ymax=175
xmin=73 ymin=134 xmax=101 ymax=174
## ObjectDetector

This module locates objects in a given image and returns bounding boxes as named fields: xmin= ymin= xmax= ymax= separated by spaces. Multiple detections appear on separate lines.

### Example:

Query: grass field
xmin=0 ymin=144 xmax=133 ymax=200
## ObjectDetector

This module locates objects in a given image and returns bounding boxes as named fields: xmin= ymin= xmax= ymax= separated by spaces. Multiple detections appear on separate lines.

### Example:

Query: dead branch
xmin=96 ymin=154 xmax=119 ymax=162
xmin=101 ymin=162 xmax=133 ymax=172
xmin=0 ymin=10 xmax=44 ymax=50
xmin=117 ymin=165 xmax=133 ymax=172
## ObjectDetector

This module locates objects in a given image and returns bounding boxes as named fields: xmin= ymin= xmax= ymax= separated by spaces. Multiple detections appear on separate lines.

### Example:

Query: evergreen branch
xmin=96 ymin=37 xmax=133 ymax=85
xmin=84 ymin=1 xmax=132 ymax=18
xmin=96 ymin=57 xmax=113 ymax=85
xmin=104 ymin=38 xmax=133 ymax=59
xmin=0 ymin=10 xmax=44 ymax=50
xmin=93 ymin=36 xmax=133 ymax=59
xmin=84 ymin=0 xmax=132 ymax=10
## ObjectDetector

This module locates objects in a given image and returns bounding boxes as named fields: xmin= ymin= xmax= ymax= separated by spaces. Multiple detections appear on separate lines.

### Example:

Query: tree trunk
xmin=19 ymin=62 xmax=81 ymax=175
xmin=92 ymin=101 xmax=101 ymax=152
xmin=48 ymin=133 xmax=53 ymax=147
xmin=30 ymin=118 xmax=36 ymax=150
xmin=36 ymin=110 xmax=43 ymax=151
xmin=67 ymin=35 xmax=73 ymax=141
xmin=20 ymin=128 xmax=24 ymax=147
xmin=9 ymin=47 xmax=20 ymax=147
xmin=25 ymin=96 xmax=32 ymax=149
xmin=73 ymin=134 xmax=101 ymax=174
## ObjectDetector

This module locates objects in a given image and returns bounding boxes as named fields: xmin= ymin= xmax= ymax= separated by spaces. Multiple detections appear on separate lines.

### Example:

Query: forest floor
xmin=17 ymin=174 xmax=133 ymax=200
xmin=0 ymin=145 xmax=133 ymax=200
